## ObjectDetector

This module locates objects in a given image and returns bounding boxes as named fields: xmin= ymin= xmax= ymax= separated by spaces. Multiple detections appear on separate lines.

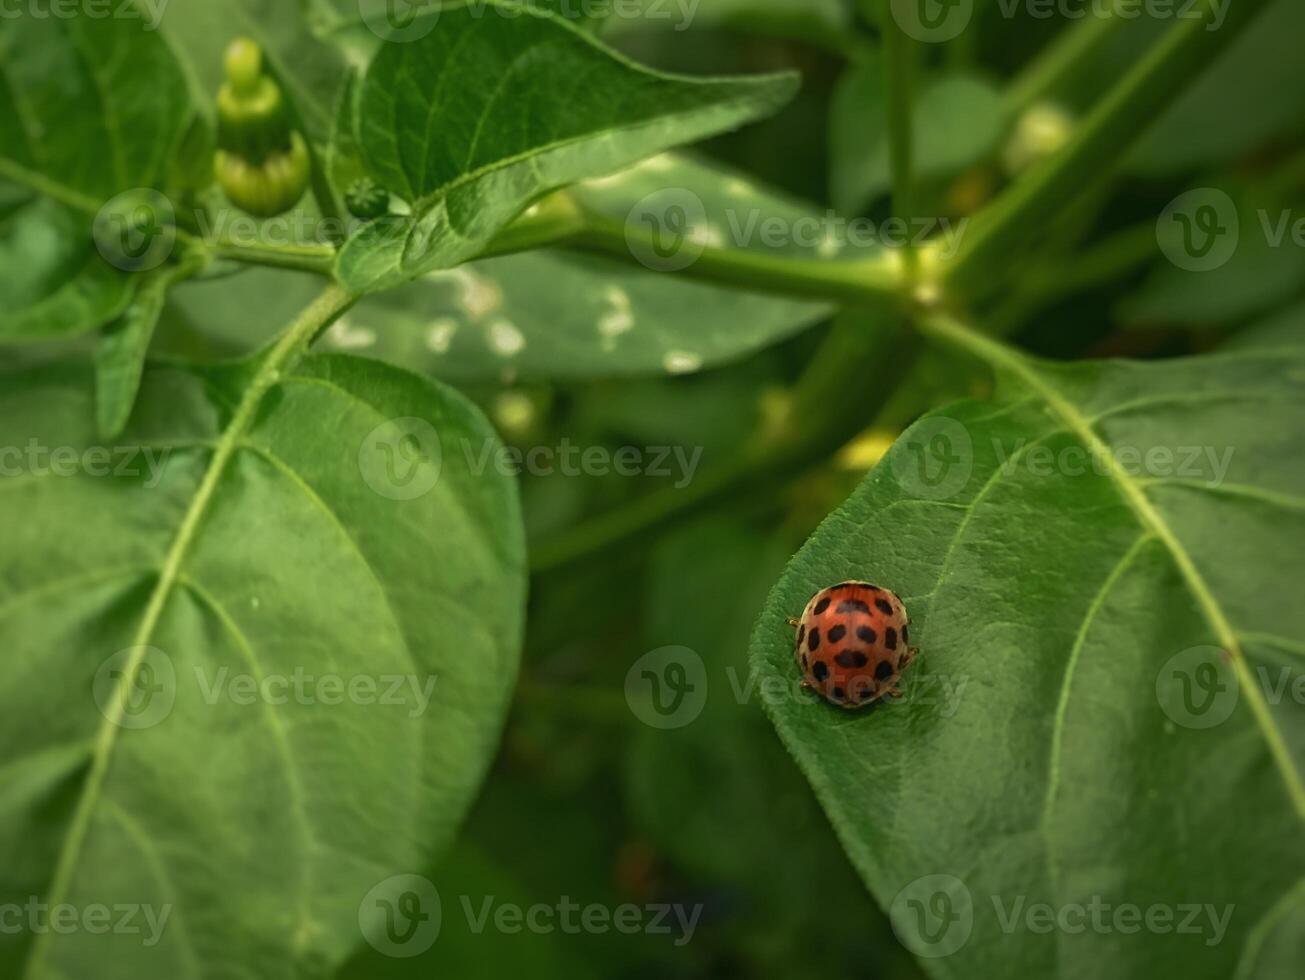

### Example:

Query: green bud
xmin=345 ymin=178 xmax=390 ymax=221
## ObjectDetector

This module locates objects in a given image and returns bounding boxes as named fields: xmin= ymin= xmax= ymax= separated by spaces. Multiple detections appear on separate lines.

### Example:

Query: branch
xmin=944 ymin=0 xmax=1273 ymax=299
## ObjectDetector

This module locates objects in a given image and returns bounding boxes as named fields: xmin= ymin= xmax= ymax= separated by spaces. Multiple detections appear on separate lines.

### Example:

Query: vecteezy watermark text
xmin=1 ymin=441 xmax=170 ymax=488
xmin=359 ymin=874 xmax=703 ymax=958
xmin=0 ymin=898 xmax=172 ymax=947
xmin=890 ymin=874 xmax=1234 ymax=958
xmin=0 ymin=0 xmax=168 ymax=30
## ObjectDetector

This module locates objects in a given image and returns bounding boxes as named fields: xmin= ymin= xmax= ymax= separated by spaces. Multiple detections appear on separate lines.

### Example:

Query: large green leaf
xmin=1128 ymin=0 xmax=1305 ymax=176
xmin=0 ymin=344 xmax=526 ymax=977
xmin=334 ymin=1 xmax=799 ymax=293
xmin=0 ymin=5 xmax=195 ymax=204
xmin=750 ymin=330 xmax=1304 ymax=977
xmin=0 ymin=9 xmax=199 ymax=345
xmin=627 ymin=518 xmax=913 ymax=979
xmin=328 ymin=155 xmax=832 ymax=380
xmin=0 ymin=193 xmax=137 ymax=345
xmin=1119 ymin=183 xmax=1305 ymax=328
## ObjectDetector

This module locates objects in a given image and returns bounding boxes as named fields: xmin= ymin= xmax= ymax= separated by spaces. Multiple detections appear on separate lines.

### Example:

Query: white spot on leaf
xmin=663 ymin=350 xmax=702 ymax=375
xmin=598 ymin=286 xmax=635 ymax=340
xmin=426 ymin=318 xmax=458 ymax=354
xmin=488 ymin=318 xmax=525 ymax=357
xmin=325 ymin=316 xmax=375 ymax=350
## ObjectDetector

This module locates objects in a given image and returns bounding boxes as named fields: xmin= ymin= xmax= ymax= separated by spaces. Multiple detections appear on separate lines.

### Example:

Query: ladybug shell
xmin=794 ymin=581 xmax=913 ymax=710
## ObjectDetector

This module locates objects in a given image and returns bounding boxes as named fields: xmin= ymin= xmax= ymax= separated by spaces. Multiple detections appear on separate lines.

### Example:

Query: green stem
xmin=205 ymin=233 xmax=338 ymax=276
xmin=881 ymin=0 xmax=918 ymax=277
xmin=945 ymin=0 xmax=1273 ymax=299
xmin=1003 ymin=0 xmax=1127 ymax=117
xmin=573 ymin=210 xmax=904 ymax=307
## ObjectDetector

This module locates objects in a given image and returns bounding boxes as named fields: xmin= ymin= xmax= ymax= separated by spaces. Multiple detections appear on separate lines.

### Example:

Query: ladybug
xmin=788 ymin=582 xmax=917 ymax=710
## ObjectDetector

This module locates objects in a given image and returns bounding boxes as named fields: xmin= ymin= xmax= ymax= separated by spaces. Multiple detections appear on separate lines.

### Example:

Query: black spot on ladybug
xmin=808 ymin=628 xmax=820 ymax=652
xmin=874 ymin=598 xmax=893 ymax=615
xmin=832 ymin=686 xmax=846 ymax=701
xmin=875 ymin=660 xmax=893 ymax=681
xmin=828 ymin=624 xmax=846 ymax=643
xmin=801 ymin=653 xmax=808 ymax=671
xmin=813 ymin=597 xmax=830 ymax=615
xmin=797 ymin=624 xmax=806 ymax=646
xmin=812 ymin=660 xmax=829 ymax=682
xmin=835 ymin=650 xmax=868 ymax=669
xmin=837 ymin=599 xmax=871 ymax=615
xmin=885 ymin=627 xmax=898 ymax=651
xmin=858 ymin=687 xmax=876 ymax=702
xmin=902 ymin=623 xmax=910 ymax=645
xmin=857 ymin=625 xmax=877 ymax=644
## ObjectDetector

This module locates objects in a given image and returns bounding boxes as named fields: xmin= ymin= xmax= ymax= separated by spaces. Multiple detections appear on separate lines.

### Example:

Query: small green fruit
xmin=217 ymin=131 xmax=311 ymax=217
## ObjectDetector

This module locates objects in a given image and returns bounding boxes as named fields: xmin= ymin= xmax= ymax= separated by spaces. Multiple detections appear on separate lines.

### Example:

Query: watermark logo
xmin=890 ymin=0 xmax=974 ymax=43
xmin=890 ymin=874 xmax=974 ymax=957
xmin=93 ymin=646 xmax=176 ymax=730
xmin=1156 ymin=646 xmax=1239 ymax=729
xmin=359 ymin=874 xmax=442 ymax=958
xmin=891 ymin=416 xmax=974 ymax=500
xmin=357 ymin=0 xmax=441 ymax=41
xmin=626 ymin=188 xmax=709 ymax=272
xmin=358 ymin=417 xmax=443 ymax=501
xmin=1156 ymin=188 xmax=1239 ymax=272
xmin=93 ymin=189 xmax=175 ymax=273
xmin=624 ymin=646 xmax=708 ymax=729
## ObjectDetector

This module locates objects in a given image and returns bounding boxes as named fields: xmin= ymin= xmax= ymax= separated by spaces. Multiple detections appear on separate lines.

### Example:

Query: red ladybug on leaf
xmin=789 ymin=582 xmax=917 ymax=710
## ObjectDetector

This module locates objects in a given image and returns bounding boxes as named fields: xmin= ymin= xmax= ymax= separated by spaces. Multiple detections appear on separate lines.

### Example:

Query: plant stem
xmin=945 ymin=0 xmax=1273 ymax=300
xmin=205 ymin=233 xmax=338 ymax=276
xmin=572 ymin=210 xmax=905 ymax=307
xmin=1003 ymin=0 xmax=1127 ymax=116
xmin=880 ymin=0 xmax=918 ymax=278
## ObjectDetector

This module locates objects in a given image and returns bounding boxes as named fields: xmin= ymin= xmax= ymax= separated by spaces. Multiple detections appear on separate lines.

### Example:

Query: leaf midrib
xmin=923 ymin=313 xmax=1305 ymax=819
xmin=22 ymin=285 xmax=355 ymax=980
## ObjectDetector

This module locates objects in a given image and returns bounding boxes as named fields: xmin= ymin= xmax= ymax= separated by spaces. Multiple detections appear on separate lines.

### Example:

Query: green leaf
xmin=94 ymin=257 xmax=205 ymax=439
xmin=0 ymin=345 xmax=525 ymax=977
xmin=1119 ymin=184 xmax=1305 ymax=328
xmin=0 ymin=193 xmax=137 ymax=344
xmin=0 ymin=8 xmax=201 ymax=344
xmin=334 ymin=1 xmax=799 ymax=293
xmin=604 ymin=0 xmax=853 ymax=50
xmin=324 ymin=155 xmax=831 ymax=380
xmin=1127 ymin=0 xmax=1305 ymax=176
xmin=0 ymin=5 xmax=196 ymax=205
xmin=830 ymin=58 xmax=1003 ymax=214
xmin=751 ymin=331 xmax=1305 ymax=976
xmin=627 ymin=518 xmax=903 ymax=977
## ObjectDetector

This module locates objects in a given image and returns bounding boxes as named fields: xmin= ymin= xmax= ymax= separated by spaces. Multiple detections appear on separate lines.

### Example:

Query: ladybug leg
xmin=887 ymin=685 xmax=904 ymax=700
xmin=785 ymin=617 xmax=800 ymax=628
xmin=900 ymin=646 xmax=918 ymax=668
